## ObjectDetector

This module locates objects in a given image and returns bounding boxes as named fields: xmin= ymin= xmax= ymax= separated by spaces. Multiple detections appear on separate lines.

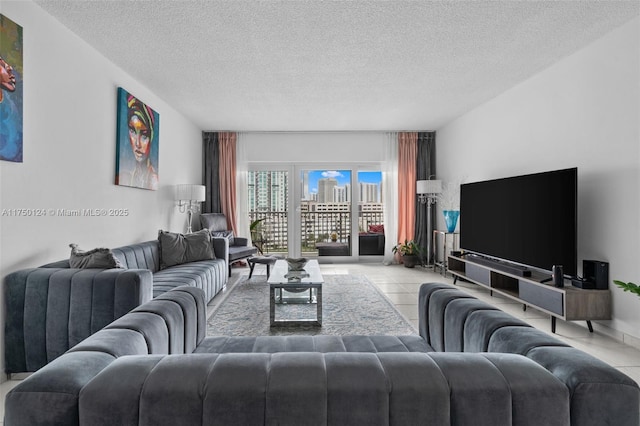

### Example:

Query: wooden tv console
xmin=447 ymin=255 xmax=611 ymax=333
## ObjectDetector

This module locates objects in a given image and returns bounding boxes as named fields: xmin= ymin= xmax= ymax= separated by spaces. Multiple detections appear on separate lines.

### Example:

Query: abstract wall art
xmin=0 ymin=14 xmax=23 ymax=163
xmin=115 ymin=87 xmax=160 ymax=190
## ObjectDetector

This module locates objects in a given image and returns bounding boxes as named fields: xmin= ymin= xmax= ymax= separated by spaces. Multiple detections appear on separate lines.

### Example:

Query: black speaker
xmin=583 ymin=260 xmax=609 ymax=290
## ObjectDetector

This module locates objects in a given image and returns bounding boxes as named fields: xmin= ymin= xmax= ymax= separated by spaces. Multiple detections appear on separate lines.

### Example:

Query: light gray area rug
xmin=207 ymin=274 xmax=417 ymax=336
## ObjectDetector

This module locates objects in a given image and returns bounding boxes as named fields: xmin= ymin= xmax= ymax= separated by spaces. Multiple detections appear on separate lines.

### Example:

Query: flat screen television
xmin=459 ymin=167 xmax=577 ymax=277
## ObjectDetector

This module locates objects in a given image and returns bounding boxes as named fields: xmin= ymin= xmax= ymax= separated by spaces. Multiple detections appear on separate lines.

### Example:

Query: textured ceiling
xmin=34 ymin=1 xmax=639 ymax=131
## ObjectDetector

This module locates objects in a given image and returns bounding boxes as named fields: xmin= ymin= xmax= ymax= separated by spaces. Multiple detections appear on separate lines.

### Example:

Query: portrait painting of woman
xmin=115 ymin=88 xmax=160 ymax=190
xmin=0 ymin=14 xmax=23 ymax=163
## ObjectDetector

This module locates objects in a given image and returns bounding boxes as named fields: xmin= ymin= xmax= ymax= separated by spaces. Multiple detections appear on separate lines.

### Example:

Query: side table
xmin=432 ymin=230 xmax=459 ymax=276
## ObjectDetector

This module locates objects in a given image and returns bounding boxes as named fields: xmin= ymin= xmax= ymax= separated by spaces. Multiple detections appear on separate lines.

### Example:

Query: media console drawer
xmin=519 ymin=281 xmax=564 ymax=316
xmin=466 ymin=263 xmax=491 ymax=286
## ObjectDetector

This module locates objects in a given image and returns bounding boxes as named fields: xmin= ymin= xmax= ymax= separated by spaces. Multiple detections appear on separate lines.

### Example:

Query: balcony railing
xmin=249 ymin=210 xmax=384 ymax=254
xmin=249 ymin=211 xmax=288 ymax=252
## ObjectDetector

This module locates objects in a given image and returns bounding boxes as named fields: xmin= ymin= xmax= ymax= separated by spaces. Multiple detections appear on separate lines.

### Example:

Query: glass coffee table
xmin=267 ymin=259 xmax=324 ymax=326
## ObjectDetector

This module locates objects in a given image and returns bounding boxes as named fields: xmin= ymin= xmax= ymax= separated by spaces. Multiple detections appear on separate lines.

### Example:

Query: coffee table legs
xmin=270 ymin=286 xmax=276 ymax=326
xmin=270 ymin=285 xmax=322 ymax=327
xmin=316 ymin=286 xmax=322 ymax=325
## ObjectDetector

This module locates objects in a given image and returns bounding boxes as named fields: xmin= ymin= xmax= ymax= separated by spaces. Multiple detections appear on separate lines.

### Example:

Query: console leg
xmin=523 ymin=304 xmax=527 ymax=312
xmin=551 ymin=316 xmax=556 ymax=334
xmin=586 ymin=320 xmax=594 ymax=333
xmin=453 ymin=276 xmax=458 ymax=285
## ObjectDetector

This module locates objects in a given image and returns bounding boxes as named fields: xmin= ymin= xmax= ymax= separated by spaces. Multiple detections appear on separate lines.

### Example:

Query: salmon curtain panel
xmin=397 ymin=132 xmax=418 ymax=255
xmin=218 ymin=132 xmax=238 ymax=234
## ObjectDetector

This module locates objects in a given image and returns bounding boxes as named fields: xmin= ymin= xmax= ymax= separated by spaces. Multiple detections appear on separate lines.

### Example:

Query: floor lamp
xmin=176 ymin=184 xmax=206 ymax=233
xmin=416 ymin=179 xmax=442 ymax=267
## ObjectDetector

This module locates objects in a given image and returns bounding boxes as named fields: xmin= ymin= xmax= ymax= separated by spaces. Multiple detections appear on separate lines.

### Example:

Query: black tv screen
xmin=460 ymin=167 xmax=577 ymax=277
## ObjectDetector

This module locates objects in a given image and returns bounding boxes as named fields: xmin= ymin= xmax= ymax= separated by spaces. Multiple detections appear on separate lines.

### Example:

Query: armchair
xmin=200 ymin=213 xmax=257 ymax=276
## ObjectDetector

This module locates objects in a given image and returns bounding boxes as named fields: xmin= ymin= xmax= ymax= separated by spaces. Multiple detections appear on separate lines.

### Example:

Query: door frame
xmin=247 ymin=162 xmax=383 ymax=261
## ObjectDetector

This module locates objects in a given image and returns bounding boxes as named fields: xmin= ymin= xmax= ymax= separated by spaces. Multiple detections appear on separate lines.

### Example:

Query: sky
xmin=307 ymin=170 xmax=381 ymax=193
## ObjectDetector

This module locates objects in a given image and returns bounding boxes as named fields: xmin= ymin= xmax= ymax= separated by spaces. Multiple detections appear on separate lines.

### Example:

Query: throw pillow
xmin=158 ymin=229 xmax=215 ymax=269
xmin=199 ymin=213 xmax=228 ymax=232
xmin=368 ymin=224 xmax=385 ymax=234
xmin=210 ymin=230 xmax=235 ymax=246
xmin=69 ymin=244 xmax=123 ymax=269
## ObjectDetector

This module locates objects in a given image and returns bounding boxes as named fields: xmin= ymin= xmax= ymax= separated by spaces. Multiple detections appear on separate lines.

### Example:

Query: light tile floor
xmin=2 ymin=262 xmax=639 ymax=424
xmin=334 ymin=262 xmax=640 ymax=385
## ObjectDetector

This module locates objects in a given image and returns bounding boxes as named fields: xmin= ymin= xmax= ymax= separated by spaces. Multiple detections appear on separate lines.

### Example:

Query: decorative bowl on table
xmin=285 ymin=257 xmax=308 ymax=271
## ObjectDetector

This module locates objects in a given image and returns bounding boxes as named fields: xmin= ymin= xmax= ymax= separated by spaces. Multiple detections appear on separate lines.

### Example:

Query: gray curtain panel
xmin=202 ymin=132 xmax=222 ymax=213
xmin=415 ymin=131 xmax=436 ymax=264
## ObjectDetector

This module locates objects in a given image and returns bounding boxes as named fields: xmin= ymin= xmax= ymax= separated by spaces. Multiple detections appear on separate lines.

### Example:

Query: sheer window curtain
xmin=383 ymin=132 xmax=399 ymax=265
xmin=236 ymin=133 xmax=251 ymax=244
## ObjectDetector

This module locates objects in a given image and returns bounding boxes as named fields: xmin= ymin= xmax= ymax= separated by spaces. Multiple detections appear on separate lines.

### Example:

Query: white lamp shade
xmin=416 ymin=180 xmax=442 ymax=195
xmin=175 ymin=184 xmax=206 ymax=202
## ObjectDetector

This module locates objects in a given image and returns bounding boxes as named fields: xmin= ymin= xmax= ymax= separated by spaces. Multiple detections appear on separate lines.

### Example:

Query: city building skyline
xmin=249 ymin=170 xmax=383 ymax=211
xmin=248 ymin=170 xmax=288 ymax=212
xmin=307 ymin=170 xmax=381 ymax=203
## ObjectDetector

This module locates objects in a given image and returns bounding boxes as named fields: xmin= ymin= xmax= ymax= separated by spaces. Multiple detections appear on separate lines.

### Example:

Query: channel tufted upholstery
xmin=442 ymin=297 xmax=499 ymax=351
xmin=6 ymin=284 xmax=639 ymax=426
xmin=195 ymin=334 xmax=433 ymax=354
xmin=4 ymin=239 xmax=227 ymax=375
xmin=6 ymin=285 xmax=571 ymax=426
xmin=111 ymin=238 xmax=228 ymax=299
xmin=5 ymin=287 xmax=207 ymax=426
xmin=418 ymin=282 xmax=640 ymax=426
xmin=75 ymin=352 xmax=569 ymax=426
xmin=463 ymin=309 xmax=532 ymax=352
xmin=111 ymin=240 xmax=160 ymax=270
xmin=3 ymin=266 xmax=152 ymax=374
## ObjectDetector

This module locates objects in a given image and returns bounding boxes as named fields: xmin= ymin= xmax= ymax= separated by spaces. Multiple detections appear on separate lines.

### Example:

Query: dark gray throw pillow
xmin=69 ymin=244 xmax=123 ymax=269
xmin=158 ymin=229 xmax=215 ymax=269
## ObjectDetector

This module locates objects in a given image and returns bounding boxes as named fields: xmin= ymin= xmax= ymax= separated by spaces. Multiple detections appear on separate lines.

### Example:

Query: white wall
xmin=0 ymin=1 xmax=203 ymax=377
xmin=437 ymin=18 xmax=640 ymax=344
xmin=242 ymin=132 xmax=386 ymax=163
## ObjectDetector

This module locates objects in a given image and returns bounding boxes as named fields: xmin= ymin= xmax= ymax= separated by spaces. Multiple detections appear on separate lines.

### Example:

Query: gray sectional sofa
xmin=4 ymin=236 xmax=228 ymax=375
xmin=5 ymin=282 xmax=638 ymax=426
xmin=418 ymin=283 xmax=640 ymax=426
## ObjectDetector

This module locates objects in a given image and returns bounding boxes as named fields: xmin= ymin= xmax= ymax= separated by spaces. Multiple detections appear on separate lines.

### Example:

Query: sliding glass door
xmin=247 ymin=164 xmax=383 ymax=261
xmin=299 ymin=168 xmax=353 ymax=258
xmin=356 ymin=170 xmax=384 ymax=256
xmin=247 ymin=169 xmax=289 ymax=255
